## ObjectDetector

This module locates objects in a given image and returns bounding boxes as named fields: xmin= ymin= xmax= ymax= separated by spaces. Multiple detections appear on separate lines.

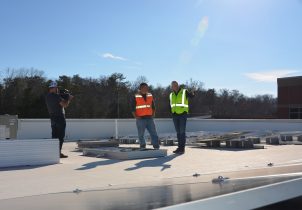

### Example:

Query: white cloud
xmin=191 ymin=16 xmax=209 ymax=47
xmin=101 ymin=53 xmax=127 ymax=61
xmin=244 ymin=70 xmax=300 ymax=82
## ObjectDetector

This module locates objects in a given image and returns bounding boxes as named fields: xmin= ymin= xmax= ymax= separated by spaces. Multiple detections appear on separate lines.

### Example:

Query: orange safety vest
xmin=135 ymin=93 xmax=153 ymax=117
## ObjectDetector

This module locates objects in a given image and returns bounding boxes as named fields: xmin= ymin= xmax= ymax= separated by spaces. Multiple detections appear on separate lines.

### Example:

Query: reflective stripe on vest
xmin=135 ymin=93 xmax=152 ymax=98
xmin=136 ymin=105 xmax=151 ymax=109
xmin=170 ymin=89 xmax=189 ymax=114
xmin=135 ymin=93 xmax=153 ymax=116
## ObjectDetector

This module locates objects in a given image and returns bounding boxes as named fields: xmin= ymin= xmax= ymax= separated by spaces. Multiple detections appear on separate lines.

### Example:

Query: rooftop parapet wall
xmin=16 ymin=119 xmax=302 ymax=140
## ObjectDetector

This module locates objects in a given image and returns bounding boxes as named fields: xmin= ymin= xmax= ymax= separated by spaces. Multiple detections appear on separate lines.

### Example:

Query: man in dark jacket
xmin=45 ymin=81 xmax=73 ymax=158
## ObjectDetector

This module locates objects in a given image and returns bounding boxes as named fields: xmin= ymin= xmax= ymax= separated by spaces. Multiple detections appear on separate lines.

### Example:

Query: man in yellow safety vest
xmin=169 ymin=81 xmax=194 ymax=154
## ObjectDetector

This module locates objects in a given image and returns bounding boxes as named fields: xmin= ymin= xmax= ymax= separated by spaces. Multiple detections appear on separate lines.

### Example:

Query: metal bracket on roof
xmin=73 ymin=188 xmax=82 ymax=194
xmin=212 ymin=176 xmax=229 ymax=184
xmin=193 ymin=173 xmax=201 ymax=177
xmin=267 ymin=162 xmax=274 ymax=167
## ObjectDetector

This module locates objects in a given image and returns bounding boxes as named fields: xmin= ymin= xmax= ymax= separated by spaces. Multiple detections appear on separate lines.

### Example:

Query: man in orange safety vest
xmin=131 ymin=83 xmax=160 ymax=149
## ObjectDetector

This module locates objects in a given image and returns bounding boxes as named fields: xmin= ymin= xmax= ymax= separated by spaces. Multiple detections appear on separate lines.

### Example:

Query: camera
xmin=59 ymin=89 xmax=72 ymax=101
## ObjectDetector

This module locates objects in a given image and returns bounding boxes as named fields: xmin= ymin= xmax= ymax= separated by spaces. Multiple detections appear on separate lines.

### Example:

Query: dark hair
xmin=139 ymin=82 xmax=148 ymax=89
xmin=171 ymin=81 xmax=178 ymax=85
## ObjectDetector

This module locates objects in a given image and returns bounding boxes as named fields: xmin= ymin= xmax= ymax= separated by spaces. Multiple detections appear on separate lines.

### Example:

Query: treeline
xmin=0 ymin=68 xmax=277 ymax=119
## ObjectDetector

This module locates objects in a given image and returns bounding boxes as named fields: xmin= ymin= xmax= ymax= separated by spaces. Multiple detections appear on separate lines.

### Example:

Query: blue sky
xmin=0 ymin=0 xmax=301 ymax=96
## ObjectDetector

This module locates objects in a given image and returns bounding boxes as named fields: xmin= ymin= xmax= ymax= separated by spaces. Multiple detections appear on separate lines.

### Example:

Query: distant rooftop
xmin=277 ymin=76 xmax=302 ymax=87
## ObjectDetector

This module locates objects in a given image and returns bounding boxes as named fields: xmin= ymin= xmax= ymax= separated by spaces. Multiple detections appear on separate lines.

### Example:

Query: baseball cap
xmin=49 ymin=81 xmax=58 ymax=88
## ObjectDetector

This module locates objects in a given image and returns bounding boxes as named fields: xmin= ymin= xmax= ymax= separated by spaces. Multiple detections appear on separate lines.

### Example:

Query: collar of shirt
xmin=174 ymin=88 xmax=182 ymax=95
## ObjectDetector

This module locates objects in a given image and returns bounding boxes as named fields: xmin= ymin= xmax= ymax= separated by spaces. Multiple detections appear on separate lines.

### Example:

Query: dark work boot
xmin=139 ymin=145 xmax=146 ymax=151
xmin=153 ymin=146 xmax=160 ymax=150
xmin=177 ymin=148 xmax=185 ymax=154
xmin=173 ymin=148 xmax=185 ymax=154
xmin=173 ymin=148 xmax=181 ymax=154
xmin=60 ymin=153 xmax=68 ymax=158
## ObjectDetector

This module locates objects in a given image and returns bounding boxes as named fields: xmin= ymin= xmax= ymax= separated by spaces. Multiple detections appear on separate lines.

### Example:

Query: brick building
xmin=277 ymin=76 xmax=302 ymax=119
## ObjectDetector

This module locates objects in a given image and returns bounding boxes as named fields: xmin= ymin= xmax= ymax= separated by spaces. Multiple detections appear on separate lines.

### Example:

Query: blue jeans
xmin=136 ymin=118 xmax=159 ymax=149
xmin=172 ymin=113 xmax=187 ymax=149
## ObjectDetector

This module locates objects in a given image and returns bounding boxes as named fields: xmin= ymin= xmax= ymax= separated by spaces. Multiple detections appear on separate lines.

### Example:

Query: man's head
xmin=171 ymin=81 xmax=179 ymax=92
xmin=139 ymin=82 xmax=149 ymax=94
xmin=49 ymin=81 xmax=58 ymax=93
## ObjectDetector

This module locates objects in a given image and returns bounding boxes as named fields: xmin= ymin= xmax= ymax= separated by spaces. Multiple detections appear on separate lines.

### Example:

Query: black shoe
xmin=173 ymin=148 xmax=180 ymax=154
xmin=60 ymin=153 xmax=68 ymax=158
xmin=139 ymin=145 xmax=146 ymax=151
xmin=173 ymin=148 xmax=185 ymax=154
xmin=177 ymin=150 xmax=185 ymax=154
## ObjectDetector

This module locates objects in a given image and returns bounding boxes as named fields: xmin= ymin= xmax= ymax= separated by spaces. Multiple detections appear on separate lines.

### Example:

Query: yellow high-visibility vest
xmin=169 ymin=88 xmax=189 ymax=114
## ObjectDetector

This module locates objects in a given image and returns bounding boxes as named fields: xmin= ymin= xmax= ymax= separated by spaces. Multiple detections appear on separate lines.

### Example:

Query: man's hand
xmin=60 ymin=100 xmax=70 ymax=108
xmin=132 ymin=112 xmax=140 ymax=119
xmin=69 ymin=95 xmax=74 ymax=100
xmin=152 ymin=111 xmax=156 ymax=118
xmin=60 ymin=96 xmax=73 ymax=108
